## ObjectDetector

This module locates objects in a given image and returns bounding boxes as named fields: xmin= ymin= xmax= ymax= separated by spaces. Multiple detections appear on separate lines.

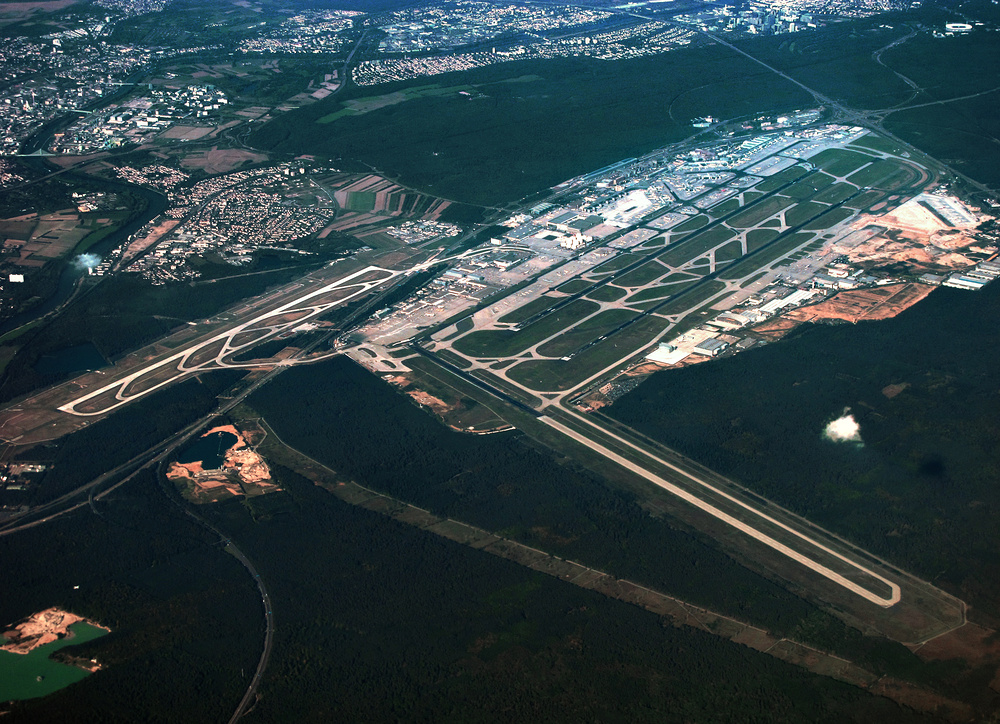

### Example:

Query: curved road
xmin=222 ymin=538 xmax=273 ymax=724
xmin=698 ymin=28 xmax=999 ymax=199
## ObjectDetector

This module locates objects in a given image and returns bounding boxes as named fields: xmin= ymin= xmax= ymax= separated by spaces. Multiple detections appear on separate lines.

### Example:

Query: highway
xmin=0 ymin=304 xmax=332 ymax=536
xmin=158 ymin=483 xmax=273 ymax=724
xmin=223 ymin=538 xmax=273 ymax=724
xmin=1 ymin=371 xmax=262 ymax=535
xmin=698 ymin=27 xmax=1000 ymax=200
xmin=0 ymin=16 xmax=978 ymax=715
xmin=0 ymin=346 xmax=286 ymax=722
xmin=0 ymin=71 xmax=967 ymax=658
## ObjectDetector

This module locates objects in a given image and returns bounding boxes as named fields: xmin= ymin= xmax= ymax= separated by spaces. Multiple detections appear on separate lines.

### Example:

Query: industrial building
xmin=692 ymin=337 xmax=730 ymax=356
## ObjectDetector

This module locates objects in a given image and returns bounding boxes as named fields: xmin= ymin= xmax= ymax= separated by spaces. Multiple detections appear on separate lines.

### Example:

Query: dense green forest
xmin=247 ymin=6 xmax=1000 ymax=201
xmin=609 ymin=283 xmax=1000 ymax=623
xmin=1 ymin=464 xmax=930 ymax=722
xmin=733 ymin=10 xmax=1000 ymax=188
xmin=733 ymin=18 xmax=924 ymax=110
xmin=201 ymin=464 xmax=927 ymax=724
xmin=246 ymin=356 xmax=936 ymax=680
xmin=0 ymin=471 xmax=259 ymax=723
xmin=249 ymin=47 xmax=812 ymax=205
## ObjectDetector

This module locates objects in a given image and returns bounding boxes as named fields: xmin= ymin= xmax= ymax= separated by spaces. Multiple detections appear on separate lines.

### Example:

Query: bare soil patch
xmin=117 ymin=218 xmax=180 ymax=267
xmin=167 ymin=422 xmax=279 ymax=504
xmin=0 ymin=0 xmax=75 ymax=18
xmin=180 ymin=147 xmax=268 ymax=174
xmin=1 ymin=607 xmax=107 ymax=655
xmin=159 ymin=125 xmax=214 ymax=141
xmin=783 ymin=283 xmax=934 ymax=324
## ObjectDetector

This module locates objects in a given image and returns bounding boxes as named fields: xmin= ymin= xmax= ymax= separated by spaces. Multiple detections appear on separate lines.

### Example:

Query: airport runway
xmin=541 ymin=413 xmax=901 ymax=607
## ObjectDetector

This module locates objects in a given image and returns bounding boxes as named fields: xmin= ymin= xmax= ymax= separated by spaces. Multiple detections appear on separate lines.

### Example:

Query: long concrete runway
xmin=541 ymin=413 xmax=901 ymax=607
xmin=58 ymin=265 xmax=399 ymax=416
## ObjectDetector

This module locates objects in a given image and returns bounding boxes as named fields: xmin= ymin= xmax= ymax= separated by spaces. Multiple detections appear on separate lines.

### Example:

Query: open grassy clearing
xmin=343 ymin=192 xmax=376 ymax=212
xmin=627 ymin=278 xmax=699 ymax=303
xmin=629 ymin=300 xmax=669 ymax=311
xmin=846 ymin=159 xmax=915 ymax=189
xmin=436 ymin=348 xmax=474 ymax=369
xmin=437 ymin=316 xmax=477 ymax=341
xmin=317 ymin=83 xmax=476 ymax=124
xmin=454 ymin=299 xmax=600 ymax=357
xmin=812 ymin=182 xmax=857 ymax=205
xmin=844 ymin=189 xmax=884 ymax=210
xmin=726 ymin=196 xmax=796 ymax=229
xmin=615 ymin=259 xmax=670 ymax=288
xmin=591 ymin=253 xmax=640 ymax=275
xmin=654 ymin=280 xmax=727 ymax=316
xmin=709 ymin=197 xmax=742 ymax=216
xmin=782 ymin=173 xmax=835 ymax=200
xmin=672 ymin=215 xmax=709 ymax=233
xmin=741 ymin=191 xmax=764 ymax=203
xmin=848 ymin=133 xmax=907 ymax=156
xmin=745 ymin=228 xmax=779 ymax=252
xmin=470 ymin=367 xmax=544 ymax=407
xmin=507 ymin=314 xmax=672 ymax=391
xmin=536 ymin=309 xmax=638 ymax=358
xmin=714 ymin=240 xmax=744 ymax=263
xmin=497 ymin=294 xmax=561 ymax=324
xmin=784 ymin=200 xmax=827 ymax=227
xmin=802 ymin=207 xmax=854 ymax=231
xmin=586 ymin=285 xmax=628 ymax=302
xmin=658 ymin=226 xmax=737 ymax=267
xmin=807 ymin=148 xmax=875 ymax=177
xmin=753 ymin=165 xmax=808 ymax=192
xmin=556 ymin=279 xmax=594 ymax=294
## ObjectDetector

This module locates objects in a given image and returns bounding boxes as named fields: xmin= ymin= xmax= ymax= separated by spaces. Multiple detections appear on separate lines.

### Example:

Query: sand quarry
xmin=167 ymin=423 xmax=277 ymax=503
xmin=1 ymin=608 xmax=108 ymax=655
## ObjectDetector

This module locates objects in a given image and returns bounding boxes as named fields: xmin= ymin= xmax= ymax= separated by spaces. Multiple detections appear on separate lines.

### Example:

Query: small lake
xmin=33 ymin=343 xmax=107 ymax=377
xmin=177 ymin=430 xmax=238 ymax=470
xmin=0 ymin=621 xmax=109 ymax=702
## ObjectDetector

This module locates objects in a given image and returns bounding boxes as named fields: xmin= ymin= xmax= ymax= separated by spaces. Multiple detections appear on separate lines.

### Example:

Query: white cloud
xmin=823 ymin=413 xmax=862 ymax=445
